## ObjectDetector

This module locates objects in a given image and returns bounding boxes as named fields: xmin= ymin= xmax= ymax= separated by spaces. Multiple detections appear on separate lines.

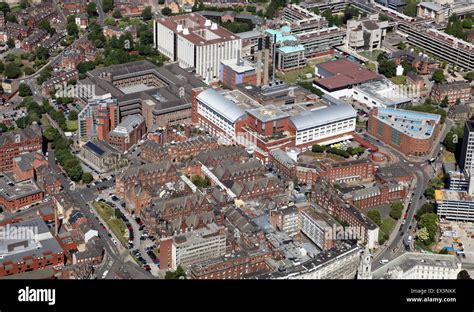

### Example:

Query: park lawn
xmin=41 ymin=115 xmax=50 ymax=127
xmin=276 ymin=65 xmax=314 ymax=84
xmin=66 ymin=120 xmax=78 ymax=131
xmin=359 ymin=49 xmax=385 ymax=62
xmin=92 ymin=201 xmax=114 ymax=221
xmin=108 ymin=219 xmax=128 ymax=245
xmin=380 ymin=217 xmax=396 ymax=236
xmin=390 ymin=75 xmax=406 ymax=85
xmin=92 ymin=201 xmax=128 ymax=245
xmin=303 ymin=151 xmax=346 ymax=161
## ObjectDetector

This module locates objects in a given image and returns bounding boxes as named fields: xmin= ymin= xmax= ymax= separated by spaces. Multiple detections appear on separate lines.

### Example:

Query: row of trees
xmin=44 ymin=126 xmax=87 ymax=182
xmin=311 ymin=144 xmax=365 ymax=158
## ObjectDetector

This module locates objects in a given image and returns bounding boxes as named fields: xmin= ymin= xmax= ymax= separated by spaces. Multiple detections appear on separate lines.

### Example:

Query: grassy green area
xmin=41 ymin=115 xmax=50 ymax=127
xmin=443 ymin=151 xmax=456 ymax=163
xmin=66 ymin=120 xmax=78 ymax=132
xmin=276 ymin=65 xmax=314 ymax=84
xmin=303 ymin=151 xmax=345 ymax=161
xmin=92 ymin=201 xmax=128 ymax=245
xmin=390 ymin=75 xmax=406 ymax=85
xmin=359 ymin=49 xmax=385 ymax=62
xmin=365 ymin=62 xmax=377 ymax=72
xmin=380 ymin=218 xmax=396 ymax=235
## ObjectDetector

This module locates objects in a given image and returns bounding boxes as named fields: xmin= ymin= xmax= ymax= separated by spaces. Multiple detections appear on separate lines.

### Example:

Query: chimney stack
xmin=263 ymin=36 xmax=270 ymax=86
xmin=256 ymin=37 xmax=263 ymax=87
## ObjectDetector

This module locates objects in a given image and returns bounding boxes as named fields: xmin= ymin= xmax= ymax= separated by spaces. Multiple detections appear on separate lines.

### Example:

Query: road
xmin=366 ymin=118 xmax=454 ymax=269
xmin=47 ymin=147 xmax=153 ymax=279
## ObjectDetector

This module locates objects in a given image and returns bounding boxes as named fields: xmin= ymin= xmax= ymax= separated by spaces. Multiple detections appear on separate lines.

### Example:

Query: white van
xmin=379 ymin=259 xmax=389 ymax=264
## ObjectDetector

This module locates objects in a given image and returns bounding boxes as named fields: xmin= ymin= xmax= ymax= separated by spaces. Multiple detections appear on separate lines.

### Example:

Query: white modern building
xmin=154 ymin=13 xmax=241 ymax=82
xmin=372 ymin=252 xmax=462 ymax=279
xmin=160 ymin=224 xmax=227 ymax=270
xmin=289 ymin=95 xmax=357 ymax=150
xmin=194 ymin=88 xmax=248 ymax=140
xmin=460 ymin=120 xmax=474 ymax=171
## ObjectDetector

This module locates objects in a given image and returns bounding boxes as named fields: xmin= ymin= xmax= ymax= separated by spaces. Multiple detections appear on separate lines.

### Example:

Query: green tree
xmin=68 ymin=110 xmax=78 ymax=121
xmin=161 ymin=7 xmax=172 ymax=16
xmin=465 ymin=71 xmax=474 ymax=81
xmin=112 ymin=9 xmax=122 ymax=19
xmin=403 ymin=0 xmax=417 ymax=17
xmin=18 ymin=83 xmax=32 ymax=97
xmin=103 ymin=0 xmax=114 ymax=13
xmin=36 ymin=46 xmax=50 ymax=61
xmin=6 ymin=37 xmax=15 ymax=49
xmin=5 ymin=13 xmax=17 ymax=23
xmin=141 ymin=6 xmax=152 ymax=21
xmin=432 ymin=69 xmax=445 ymax=84
xmin=416 ymin=227 xmax=430 ymax=243
xmin=87 ymin=2 xmax=97 ymax=16
xmin=312 ymin=144 xmax=326 ymax=153
xmin=165 ymin=265 xmax=187 ymax=279
xmin=20 ymin=0 xmax=29 ymax=9
xmin=4 ymin=62 xmax=22 ymax=79
xmin=390 ymin=201 xmax=403 ymax=220
xmin=420 ymin=213 xmax=439 ymax=243
xmin=0 ymin=3 xmax=11 ymax=15
xmin=416 ymin=203 xmax=435 ymax=219
xmin=81 ymin=172 xmax=94 ymax=184
xmin=378 ymin=59 xmax=397 ymax=78
xmin=457 ymin=270 xmax=472 ymax=280
xmin=67 ymin=22 xmax=79 ymax=37
xmin=440 ymin=96 xmax=449 ymax=108
xmin=39 ymin=20 xmax=55 ymax=36
xmin=367 ymin=210 xmax=382 ymax=226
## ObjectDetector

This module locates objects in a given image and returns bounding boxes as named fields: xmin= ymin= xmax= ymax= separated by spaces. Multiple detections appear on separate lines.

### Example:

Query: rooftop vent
xmin=183 ymin=28 xmax=190 ymax=35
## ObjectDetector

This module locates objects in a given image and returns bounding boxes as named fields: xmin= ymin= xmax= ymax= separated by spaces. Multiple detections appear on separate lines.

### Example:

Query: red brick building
xmin=12 ymin=152 xmax=48 ymax=182
xmin=0 ymin=124 xmax=43 ymax=173
xmin=108 ymin=114 xmax=147 ymax=153
xmin=212 ymin=158 xmax=265 ymax=183
xmin=345 ymin=183 xmax=407 ymax=209
xmin=312 ymin=178 xmax=379 ymax=249
xmin=0 ymin=174 xmax=44 ymax=213
xmin=140 ymin=136 xmax=219 ymax=163
xmin=430 ymin=81 xmax=471 ymax=105
xmin=367 ymin=108 xmax=441 ymax=156
xmin=140 ymin=193 xmax=216 ymax=237
xmin=0 ymin=218 xmax=64 ymax=277
xmin=189 ymin=249 xmax=273 ymax=279
xmin=231 ymin=177 xmax=285 ymax=201
xmin=115 ymin=161 xmax=177 ymax=198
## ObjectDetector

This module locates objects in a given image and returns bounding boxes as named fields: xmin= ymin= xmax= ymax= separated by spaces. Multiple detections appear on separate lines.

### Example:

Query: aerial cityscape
xmin=0 ymin=0 xmax=474 ymax=285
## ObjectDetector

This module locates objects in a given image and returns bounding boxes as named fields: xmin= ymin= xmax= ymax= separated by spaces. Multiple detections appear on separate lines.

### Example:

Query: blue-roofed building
xmin=368 ymin=107 xmax=441 ymax=156
xmin=79 ymin=139 xmax=128 ymax=174
xmin=265 ymin=27 xmax=307 ymax=71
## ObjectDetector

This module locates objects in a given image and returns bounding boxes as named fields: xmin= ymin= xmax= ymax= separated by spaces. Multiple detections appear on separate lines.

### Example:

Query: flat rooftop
xmin=247 ymin=105 xmax=290 ymax=122
xmin=157 ymin=13 xmax=238 ymax=46
xmin=355 ymin=79 xmax=413 ymax=107
xmin=0 ymin=217 xmax=63 ymax=265
xmin=372 ymin=252 xmax=461 ymax=279
xmin=315 ymin=59 xmax=379 ymax=90
xmin=0 ymin=173 xmax=42 ymax=200
xmin=375 ymin=108 xmax=441 ymax=139
xmin=221 ymin=58 xmax=255 ymax=74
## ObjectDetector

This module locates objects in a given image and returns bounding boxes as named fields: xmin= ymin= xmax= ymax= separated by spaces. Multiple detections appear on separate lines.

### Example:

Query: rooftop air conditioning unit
xmin=183 ymin=28 xmax=190 ymax=35
xmin=211 ymin=23 xmax=218 ymax=30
